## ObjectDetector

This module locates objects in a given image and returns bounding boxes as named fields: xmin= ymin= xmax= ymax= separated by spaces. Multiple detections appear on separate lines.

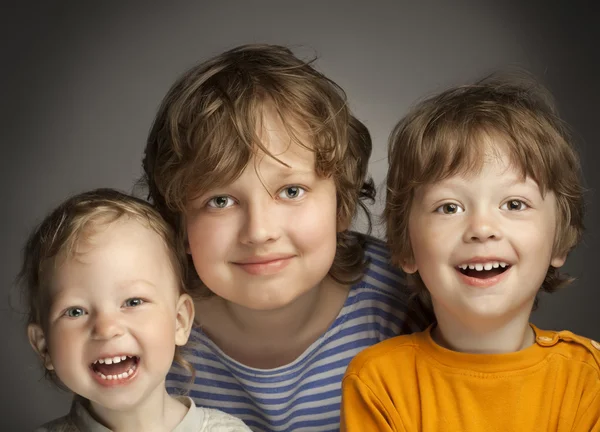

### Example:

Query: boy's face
xmin=29 ymin=218 xmax=192 ymax=413
xmin=185 ymin=108 xmax=339 ymax=310
xmin=403 ymin=145 xmax=566 ymax=326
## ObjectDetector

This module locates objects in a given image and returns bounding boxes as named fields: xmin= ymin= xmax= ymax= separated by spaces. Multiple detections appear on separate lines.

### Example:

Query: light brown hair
xmin=18 ymin=188 xmax=194 ymax=386
xmin=385 ymin=73 xmax=584 ymax=308
xmin=141 ymin=44 xmax=375 ymax=295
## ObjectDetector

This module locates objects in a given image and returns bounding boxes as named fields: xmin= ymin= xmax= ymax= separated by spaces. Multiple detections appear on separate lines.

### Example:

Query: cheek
xmin=46 ymin=327 xmax=81 ymax=373
xmin=287 ymin=196 xmax=338 ymax=249
xmin=409 ymin=217 xmax=451 ymax=263
xmin=187 ymin=216 xmax=234 ymax=258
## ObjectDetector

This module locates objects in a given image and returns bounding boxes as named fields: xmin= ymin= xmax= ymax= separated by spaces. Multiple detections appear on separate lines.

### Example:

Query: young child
xmin=141 ymin=44 xmax=431 ymax=431
xmin=341 ymin=75 xmax=600 ymax=431
xmin=21 ymin=189 xmax=251 ymax=431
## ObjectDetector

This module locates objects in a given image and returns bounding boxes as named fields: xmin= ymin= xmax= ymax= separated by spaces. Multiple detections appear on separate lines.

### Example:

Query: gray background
xmin=2 ymin=1 xmax=598 ymax=429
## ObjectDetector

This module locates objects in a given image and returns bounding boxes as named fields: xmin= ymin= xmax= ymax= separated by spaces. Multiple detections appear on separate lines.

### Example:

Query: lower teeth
xmin=96 ymin=364 xmax=137 ymax=380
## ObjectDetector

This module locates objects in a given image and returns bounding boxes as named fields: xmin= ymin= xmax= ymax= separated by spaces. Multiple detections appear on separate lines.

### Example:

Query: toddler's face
xmin=29 ymin=218 xmax=191 ymax=413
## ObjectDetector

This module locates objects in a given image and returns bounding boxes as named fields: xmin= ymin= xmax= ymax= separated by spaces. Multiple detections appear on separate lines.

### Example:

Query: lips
xmin=453 ymin=257 xmax=513 ymax=287
xmin=233 ymin=254 xmax=295 ymax=275
xmin=90 ymin=355 xmax=140 ymax=386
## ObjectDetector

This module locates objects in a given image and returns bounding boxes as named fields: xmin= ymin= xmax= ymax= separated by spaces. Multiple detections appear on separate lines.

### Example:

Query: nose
xmin=462 ymin=208 xmax=502 ymax=243
xmin=91 ymin=310 xmax=125 ymax=341
xmin=239 ymin=198 xmax=281 ymax=245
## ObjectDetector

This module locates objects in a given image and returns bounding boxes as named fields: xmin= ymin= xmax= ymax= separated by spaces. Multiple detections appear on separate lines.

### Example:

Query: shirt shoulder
xmin=196 ymin=407 xmax=252 ymax=431
xmin=345 ymin=331 xmax=421 ymax=376
xmin=535 ymin=326 xmax=600 ymax=377
xmin=34 ymin=416 xmax=79 ymax=432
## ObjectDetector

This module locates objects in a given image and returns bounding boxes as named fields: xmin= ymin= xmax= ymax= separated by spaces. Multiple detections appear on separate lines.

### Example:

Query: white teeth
xmin=458 ymin=261 xmax=510 ymax=271
xmin=93 ymin=355 xmax=134 ymax=365
xmin=95 ymin=363 xmax=137 ymax=381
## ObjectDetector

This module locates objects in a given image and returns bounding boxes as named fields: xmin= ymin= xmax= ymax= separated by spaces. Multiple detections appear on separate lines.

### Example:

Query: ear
xmin=27 ymin=324 xmax=54 ymax=371
xmin=550 ymin=254 xmax=567 ymax=269
xmin=174 ymin=294 xmax=195 ymax=346
xmin=401 ymin=257 xmax=418 ymax=274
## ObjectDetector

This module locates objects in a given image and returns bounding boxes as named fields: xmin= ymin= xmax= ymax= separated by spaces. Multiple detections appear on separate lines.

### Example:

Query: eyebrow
xmin=436 ymin=173 xmax=537 ymax=189
xmin=119 ymin=279 xmax=157 ymax=290
xmin=275 ymin=168 xmax=315 ymax=180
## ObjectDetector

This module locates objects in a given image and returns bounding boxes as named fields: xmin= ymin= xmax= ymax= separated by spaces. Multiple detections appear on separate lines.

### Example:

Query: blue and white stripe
xmin=167 ymin=236 xmax=430 ymax=431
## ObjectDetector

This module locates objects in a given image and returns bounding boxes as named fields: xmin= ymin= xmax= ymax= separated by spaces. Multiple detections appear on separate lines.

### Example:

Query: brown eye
xmin=436 ymin=203 xmax=463 ymax=214
xmin=502 ymin=200 xmax=528 ymax=211
xmin=444 ymin=204 xmax=457 ymax=214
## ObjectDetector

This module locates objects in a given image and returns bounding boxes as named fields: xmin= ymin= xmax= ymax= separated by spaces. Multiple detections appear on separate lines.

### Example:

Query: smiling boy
xmin=341 ymin=75 xmax=600 ymax=431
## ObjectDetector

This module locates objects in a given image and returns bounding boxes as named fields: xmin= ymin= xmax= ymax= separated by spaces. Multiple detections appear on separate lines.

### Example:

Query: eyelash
xmin=435 ymin=202 xmax=464 ymax=214
xmin=434 ymin=199 xmax=530 ymax=214
xmin=205 ymin=185 xmax=307 ymax=209
xmin=500 ymin=199 xmax=529 ymax=211
xmin=61 ymin=298 xmax=146 ymax=318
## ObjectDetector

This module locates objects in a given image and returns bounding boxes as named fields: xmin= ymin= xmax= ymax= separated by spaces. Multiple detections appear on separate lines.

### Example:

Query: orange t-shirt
xmin=341 ymin=325 xmax=600 ymax=431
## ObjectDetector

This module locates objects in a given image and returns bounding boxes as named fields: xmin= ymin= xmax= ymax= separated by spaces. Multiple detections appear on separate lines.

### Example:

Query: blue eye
xmin=435 ymin=203 xmax=464 ymax=214
xmin=207 ymin=196 xmax=235 ymax=209
xmin=124 ymin=298 xmax=144 ymax=308
xmin=278 ymin=186 xmax=306 ymax=200
xmin=501 ymin=199 xmax=528 ymax=211
xmin=64 ymin=307 xmax=86 ymax=318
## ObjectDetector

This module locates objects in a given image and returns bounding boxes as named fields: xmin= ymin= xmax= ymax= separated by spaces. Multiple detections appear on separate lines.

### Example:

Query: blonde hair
xmin=385 ymin=73 xmax=584 ymax=309
xmin=142 ymin=44 xmax=375 ymax=295
xmin=18 ymin=188 xmax=195 ymax=385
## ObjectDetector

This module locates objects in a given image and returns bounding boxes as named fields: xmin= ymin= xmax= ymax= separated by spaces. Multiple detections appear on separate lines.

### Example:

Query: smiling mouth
xmin=457 ymin=263 xmax=511 ymax=279
xmin=91 ymin=355 xmax=139 ymax=380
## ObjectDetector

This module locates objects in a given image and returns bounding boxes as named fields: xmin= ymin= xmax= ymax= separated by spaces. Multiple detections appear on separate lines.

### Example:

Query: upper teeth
xmin=94 ymin=355 xmax=129 ymax=365
xmin=458 ymin=262 xmax=508 ymax=271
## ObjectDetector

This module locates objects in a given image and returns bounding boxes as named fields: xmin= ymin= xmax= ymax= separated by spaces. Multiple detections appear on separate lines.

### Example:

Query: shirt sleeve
xmin=573 ymin=389 xmax=600 ymax=432
xmin=341 ymin=373 xmax=404 ymax=432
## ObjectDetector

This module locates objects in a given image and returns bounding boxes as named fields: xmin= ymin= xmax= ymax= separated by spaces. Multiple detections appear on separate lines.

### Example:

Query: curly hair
xmin=141 ymin=44 xmax=375 ymax=295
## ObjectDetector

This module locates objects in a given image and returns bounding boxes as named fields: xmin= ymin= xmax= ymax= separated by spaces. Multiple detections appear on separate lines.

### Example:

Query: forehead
xmin=428 ymin=131 xmax=532 ymax=184
xmin=47 ymin=218 xmax=175 ymax=294
xmin=255 ymin=110 xmax=316 ymax=171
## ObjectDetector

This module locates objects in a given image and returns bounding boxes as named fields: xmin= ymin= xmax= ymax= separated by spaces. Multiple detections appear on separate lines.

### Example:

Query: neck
xmin=89 ymin=386 xmax=185 ymax=432
xmin=225 ymin=279 xmax=331 ymax=338
xmin=431 ymin=307 xmax=535 ymax=354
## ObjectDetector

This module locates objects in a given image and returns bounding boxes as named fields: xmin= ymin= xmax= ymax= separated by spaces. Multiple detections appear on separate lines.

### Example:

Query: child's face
xmin=403 ymin=144 xmax=566 ymax=325
xmin=30 ymin=218 xmax=192 ymax=412
xmin=185 ymin=108 xmax=339 ymax=310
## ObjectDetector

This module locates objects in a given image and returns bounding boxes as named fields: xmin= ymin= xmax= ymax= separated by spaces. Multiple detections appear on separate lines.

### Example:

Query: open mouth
xmin=457 ymin=262 xmax=511 ymax=279
xmin=90 ymin=355 xmax=139 ymax=380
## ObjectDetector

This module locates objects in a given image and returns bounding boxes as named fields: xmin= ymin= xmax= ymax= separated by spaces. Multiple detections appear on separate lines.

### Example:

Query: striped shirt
xmin=167 ymin=235 xmax=431 ymax=431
